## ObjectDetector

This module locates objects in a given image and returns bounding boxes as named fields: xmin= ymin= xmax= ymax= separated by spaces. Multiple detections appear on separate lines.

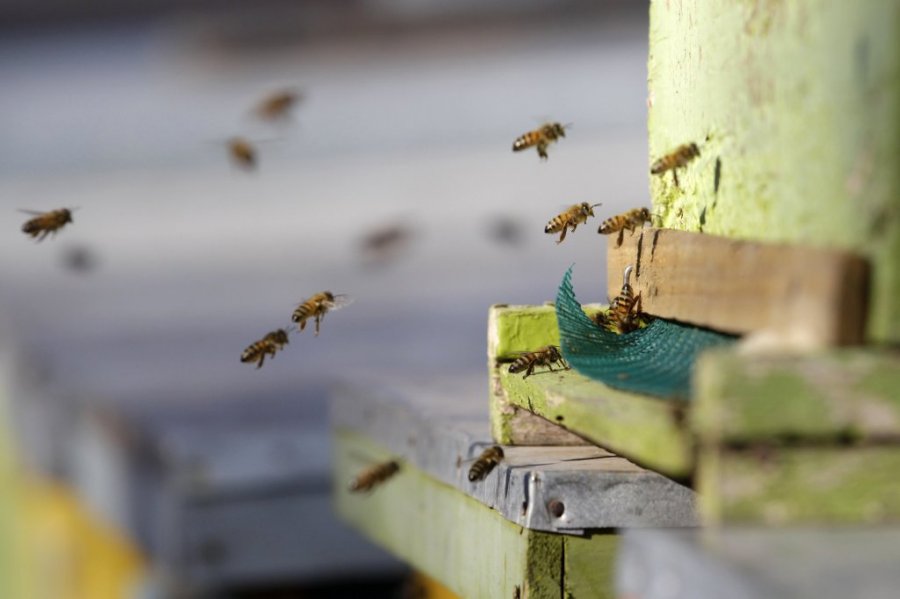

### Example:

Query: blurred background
xmin=0 ymin=1 xmax=648 ymax=596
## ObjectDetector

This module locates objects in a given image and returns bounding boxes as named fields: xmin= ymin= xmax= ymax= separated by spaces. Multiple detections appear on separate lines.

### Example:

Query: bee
xmin=227 ymin=136 xmax=257 ymax=170
xmin=20 ymin=208 xmax=74 ymax=241
xmin=608 ymin=265 xmax=643 ymax=333
xmin=254 ymin=88 xmax=303 ymax=121
xmin=651 ymin=142 xmax=700 ymax=187
xmin=468 ymin=445 xmax=504 ymax=482
xmin=349 ymin=459 xmax=400 ymax=493
xmin=508 ymin=345 xmax=569 ymax=379
xmin=240 ymin=328 xmax=290 ymax=369
xmin=292 ymin=291 xmax=353 ymax=336
xmin=545 ymin=202 xmax=601 ymax=244
xmin=512 ymin=122 xmax=569 ymax=160
xmin=598 ymin=207 xmax=653 ymax=247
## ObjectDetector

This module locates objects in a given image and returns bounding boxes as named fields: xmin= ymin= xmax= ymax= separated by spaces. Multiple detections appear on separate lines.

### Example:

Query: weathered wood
xmin=694 ymin=348 xmax=900 ymax=443
xmin=334 ymin=431 xmax=616 ymax=599
xmin=496 ymin=368 xmax=692 ymax=477
xmin=648 ymin=0 xmax=900 ymax=343
xmin=698 ymin=445 xmax=900 ymax=525
xmin=607 ymin=228 xmax=869 ymax=347
xmin=334 ymin=376 xmax=698 ymax=531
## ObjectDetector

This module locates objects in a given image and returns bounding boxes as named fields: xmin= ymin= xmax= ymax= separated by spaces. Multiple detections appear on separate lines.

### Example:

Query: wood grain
xmin=607 ymin=228 xmax=870 ymax=346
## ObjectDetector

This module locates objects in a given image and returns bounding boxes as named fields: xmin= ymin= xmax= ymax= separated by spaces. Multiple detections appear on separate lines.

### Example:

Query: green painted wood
xmin=488 ymin=304 xmax=605 ymax=361
xmin=495 ymin=367 xmax=692 ymax=477
xmin=694 ymin=348 xmax=900 ymax=443
xmin=565 ymin=534 xmax=617 ymax=599
xmin=334 ymin=430 xmax=617 ymax=599
xmin=648 ymin=0 xmax=900 ymax=343
xmin=698 ymin=445 xmax=900 ymax=525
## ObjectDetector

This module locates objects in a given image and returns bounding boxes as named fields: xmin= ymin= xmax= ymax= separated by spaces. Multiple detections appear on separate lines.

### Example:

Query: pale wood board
xmin=607 ymin=228 xmax=869 ymax=346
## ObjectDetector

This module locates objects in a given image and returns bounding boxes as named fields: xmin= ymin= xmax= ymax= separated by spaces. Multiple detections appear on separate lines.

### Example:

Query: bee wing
xmin=325 ymin=294 xmax=355 ymax=311
xmin=18 ymin=209 xmax=45 ymax=215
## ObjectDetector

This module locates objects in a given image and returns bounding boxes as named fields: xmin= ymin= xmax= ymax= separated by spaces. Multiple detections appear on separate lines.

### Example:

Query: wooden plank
xmin=334 ymin=376 xmax=699 ymax=531
xmin=334 ymin=431 xmax=616 ymax=599
xmin=648 ymin=0 xmax=900 ymax=344
xmin=698 ymin=445 xmax=900 ymax=526
xmin=694 ymin=348 xmax=900 ymax=443
xmin=607 ymin=228 xmax=869 ymax=347
xmin=495 ymin=367 xmax=692 ymax=478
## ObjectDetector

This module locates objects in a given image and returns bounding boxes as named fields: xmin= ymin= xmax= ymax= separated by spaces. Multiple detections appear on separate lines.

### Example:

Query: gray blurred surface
xmin=618 ymin=528 xmax=900 ymax=599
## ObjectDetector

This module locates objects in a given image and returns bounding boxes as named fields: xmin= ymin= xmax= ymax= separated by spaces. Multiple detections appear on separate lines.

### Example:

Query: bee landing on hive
xmin=650 ymin=142 xmax=701 ymax=188
xmin=508 ymin=346 xmax=570 ymax=379
xmin=467 ymin=446 xmax=505 ymax=482
xmin=597 ymin=207 xmax=653 ymax=247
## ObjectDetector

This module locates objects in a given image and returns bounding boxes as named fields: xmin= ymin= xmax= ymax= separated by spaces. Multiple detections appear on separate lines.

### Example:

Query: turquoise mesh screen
xmin=555 ymin=266 xmax=736 ymax=400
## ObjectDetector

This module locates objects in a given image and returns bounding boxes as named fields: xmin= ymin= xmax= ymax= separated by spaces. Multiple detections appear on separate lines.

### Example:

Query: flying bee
xmin=20 ymin=208 xmax=74 ymax=241
xmin=651 ymin=142 xmax=700 ymax=187
xmin=468 ymin=445 xmax=505 ymax=482
xmin=598 ymin=207 xmax=653 ymax=247
xmin=512 ymin=122 xmax=569 ymax=160
xmin=226 ymin=136 xmax=258 ymax=170
xmin=292 ymin=291 xmax=353 ymax=336
xmin=348 ymin=459 xmax=400 ymax=493
xmin=254 ymin=88 xmax=303 ymax=122
xmin=240 ymin=328 xmax=290 ymax=369
xmin=508 ymin=345 xmax=569 ymax=379
xmin=608 ymin=265 xmax=644 ymax=334
xmin=545 ymin=202 xmax=601 ymax=244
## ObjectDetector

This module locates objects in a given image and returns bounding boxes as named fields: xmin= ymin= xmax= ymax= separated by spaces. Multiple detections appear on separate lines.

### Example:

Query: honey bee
xmin=227 ymin=137 xmax=257 ymax=170
xmin=468 ymin=446 xmax=504 ymax=482
xmin=292 ymin=291 xmax=353 ymax=336
xmin=240 ymin=328 xmax=290 ymax=369
xmin=20 ymin=208 xmax=74 ymax=241
xmin=545 ymin=202 xmax=601 ymax=244
xmin=651 ymin=142 xmax=700 ymax=187
xmin=348 ymin=459 xmax=400 ymax=493
xmin=512 ymin=122 xmax=569 ymax=160
xmin=508 ymin=345 xmax=569 ymax=379
xmin=608 ymin=265 xmax=643 ymax=333
xmin=254 ymin=88 xmax=303 ymax=121
xmin=598 ymin=207 xmax=653 ymax=247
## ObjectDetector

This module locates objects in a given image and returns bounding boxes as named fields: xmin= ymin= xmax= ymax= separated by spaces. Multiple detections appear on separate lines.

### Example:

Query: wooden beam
xmin=607 ymin=228 xmax=869 ymax=347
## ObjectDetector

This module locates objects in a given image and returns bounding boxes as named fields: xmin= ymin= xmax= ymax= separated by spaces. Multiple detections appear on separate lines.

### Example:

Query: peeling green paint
xmin=649 ymin=0 xmax=900 ymax=342
xmin=497 ymin=368 xmax=691 ymax=476
xmin=694 ymin=348 xmax=900 ymax=442
xmin=700 ymin=446 xmax=900 ymax=525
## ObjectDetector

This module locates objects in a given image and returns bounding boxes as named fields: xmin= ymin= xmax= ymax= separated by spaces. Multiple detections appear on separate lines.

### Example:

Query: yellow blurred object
xmin=0 ymin=392 xmax=145 ymax=598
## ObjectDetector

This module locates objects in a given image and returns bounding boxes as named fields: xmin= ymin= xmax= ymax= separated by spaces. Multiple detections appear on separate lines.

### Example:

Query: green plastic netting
xmin=555 ymin=266 xmax=736 ymax=400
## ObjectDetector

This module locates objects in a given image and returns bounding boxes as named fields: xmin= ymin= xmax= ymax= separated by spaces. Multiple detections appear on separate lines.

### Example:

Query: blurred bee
xmin=512 ymin=122 xmax=569 ymax=160
xmin=608 ymin=265 xmax=644 ymax=333
xmin=349 ymin=459 xmax=400 ymax=493
xmin=240 ymin=328 xmax=290 ymax=369
xmin=20 ymin=208 xmax=74 ymax=241
xmin=545 ymin=202 xmax=601 ymax=244
xmin=254 ymin=88 xmax=303 ymax=121
xmin=360 ymin=223 xmax=412 ymax=268
xmin=508 ymin=345 xmax=569 ymax=379
xmin=598 ymin=207 xmax=653 ymax=247
xmin=292 ymin=291 xmax=353 ymax=336
xmin=592 ymin=309 xmax=612 ymax=329
xmin=651 ymin=142 xmax=700 ymax=187
xmin=227 ymin=136 xmax=257 ymax=170
xmin=468 ymin=445 xmax=504 ymax=482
